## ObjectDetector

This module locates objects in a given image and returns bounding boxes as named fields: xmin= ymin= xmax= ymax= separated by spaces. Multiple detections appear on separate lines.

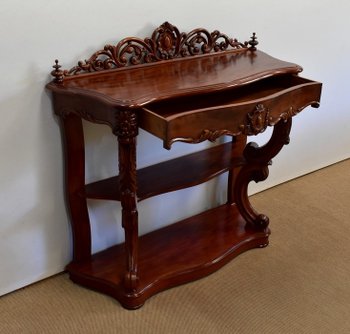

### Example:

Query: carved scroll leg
xmin=60 ymin=113 xmax=91 ymax=262
xmin=227 ymin=135 xmax=247 ymax=204
xmin=234 ymin=118 xmax=292 ymax=230
xmin=115 ymin=111 xmax=139 ymax=293
xmin=118 ymin=136 xmax=139 ymax=293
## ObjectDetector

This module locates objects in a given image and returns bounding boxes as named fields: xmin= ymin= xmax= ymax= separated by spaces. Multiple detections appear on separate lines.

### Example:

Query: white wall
xmin=1 ymin=0 xmax=349 ymax=296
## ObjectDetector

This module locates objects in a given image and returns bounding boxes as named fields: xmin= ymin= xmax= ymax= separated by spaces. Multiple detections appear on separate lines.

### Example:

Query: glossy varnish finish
xmin=85 ymin=139 xmax=246 ymax=201
xmin=49 ymin=50 xmax=302 ymax=108
xmin=46 ymin=22 xmax=322 ymax=309
xmin=67 ymin=204 xmax=269 ymax=309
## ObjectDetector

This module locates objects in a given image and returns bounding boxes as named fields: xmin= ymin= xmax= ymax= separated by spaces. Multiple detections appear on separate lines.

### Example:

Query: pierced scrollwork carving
xmin=51 ymin=22 xmax=256 ymax=83
xmin=240 ymin=104 xmax=273 ymax=136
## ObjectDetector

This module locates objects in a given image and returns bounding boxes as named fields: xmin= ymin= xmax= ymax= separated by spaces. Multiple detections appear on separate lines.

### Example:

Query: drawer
xmin=139 ymin=75 xmax=322 ymax=149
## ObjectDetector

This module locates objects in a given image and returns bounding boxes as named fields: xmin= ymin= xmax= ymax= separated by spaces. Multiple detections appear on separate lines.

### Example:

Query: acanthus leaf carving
xmin=198 ymin=129 xmax=235 ymax=142
xmin=280 ymin=106 xmax=299 ymax=121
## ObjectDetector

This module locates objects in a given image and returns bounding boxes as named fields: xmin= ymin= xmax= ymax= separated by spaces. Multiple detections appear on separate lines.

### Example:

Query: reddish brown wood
xmin=60 ymin=113 xmax=91 ymax=262
xmin=47 ymin=50 xmax=303 ymax=110
xmin=67 ymin=203 xmax=269 ymax=309
xmin=227 ymin=136 xmax=247 ymax=204
xmin=51 ymin=22 xmax=255 ymax=83
xmin=140 ymin=75 xmax=321 ymax=149
xmin=85 ymin=141 xmax=246 ymax=202
xmin=46 ymin=23 xmax=322 ymax=310
xmin=233 ymin=118 xmax=292 ymax=230
xmin=115 ymin=111 xmax=139 ymax=292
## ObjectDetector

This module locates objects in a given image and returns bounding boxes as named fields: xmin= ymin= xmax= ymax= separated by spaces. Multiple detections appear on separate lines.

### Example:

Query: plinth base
xmin=67 ymin=203 xmax=269 ymax=309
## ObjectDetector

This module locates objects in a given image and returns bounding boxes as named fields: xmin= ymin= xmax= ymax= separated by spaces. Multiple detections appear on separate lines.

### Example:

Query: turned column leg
xmin=115 ymin=111 xmax=139 ymax=293
xmin=60 ymin=113 xmax=91 ymax=262
xmin=234 ymin=118 xmax=292 ymax=230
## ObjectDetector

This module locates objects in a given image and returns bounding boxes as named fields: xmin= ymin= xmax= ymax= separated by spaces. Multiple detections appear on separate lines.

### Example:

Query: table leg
xmin=115 ymin=111 xmax=139 ymax=293
xmin=234 ymin=118 xmax=292 ymax=230
xmin=227 ymin=135 xmax=247 ymax=204
xmin=60 ymin=113 xmax=91 ymax=262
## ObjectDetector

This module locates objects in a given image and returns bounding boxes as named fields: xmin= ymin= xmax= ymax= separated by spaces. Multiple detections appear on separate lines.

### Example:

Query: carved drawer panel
xmin=139 ymin=75 xmax=321 ymax=149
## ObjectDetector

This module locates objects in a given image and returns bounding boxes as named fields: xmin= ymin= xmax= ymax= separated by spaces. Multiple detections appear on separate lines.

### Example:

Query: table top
xmin=47 ymin=50 xmax=302 ymax=109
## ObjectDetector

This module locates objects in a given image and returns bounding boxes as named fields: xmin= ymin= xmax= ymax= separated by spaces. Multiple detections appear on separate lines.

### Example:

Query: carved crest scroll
xmin=51 ymin=22 xmax=258 ymax=83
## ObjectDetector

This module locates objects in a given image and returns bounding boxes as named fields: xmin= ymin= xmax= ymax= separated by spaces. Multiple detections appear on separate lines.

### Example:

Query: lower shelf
xmin=66 ymin=203 xmax=270 ymax=309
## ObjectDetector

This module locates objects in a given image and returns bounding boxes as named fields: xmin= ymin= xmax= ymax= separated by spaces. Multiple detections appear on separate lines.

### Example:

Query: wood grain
xmin=85 ymin=140 xmax=246 ymax=201
xmin=67 ymin=203 xmax=270 ymax=309
xmin=46 ymin=22 xmax=322 ymax=309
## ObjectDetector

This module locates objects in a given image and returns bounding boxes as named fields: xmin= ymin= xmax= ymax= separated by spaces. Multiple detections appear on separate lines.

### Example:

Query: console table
xmin=46 ymin=22 xmax=322 ymax=309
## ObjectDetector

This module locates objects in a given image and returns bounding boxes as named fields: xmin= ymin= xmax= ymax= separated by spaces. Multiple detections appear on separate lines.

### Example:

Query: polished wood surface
xmin=67 ymin=203 xmax=269 ymax=309
xmin=47 ymin=50 xmax=302 ymax=108
xmin=85 ymin=139 xmax=246 ymax=201
xmin=140 ymin=75 xmax=321 ymax=148
xmin=47 ymin=22 xmax=322 ymax=309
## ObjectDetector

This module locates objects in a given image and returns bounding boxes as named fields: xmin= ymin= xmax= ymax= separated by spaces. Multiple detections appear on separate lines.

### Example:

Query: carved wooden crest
xmin=51 ymin=22 xmax=258 ymax=83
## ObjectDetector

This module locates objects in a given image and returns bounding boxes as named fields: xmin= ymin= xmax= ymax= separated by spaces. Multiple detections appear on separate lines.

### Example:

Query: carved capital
xmin=114 ymin=111 xmax=138 ymax=139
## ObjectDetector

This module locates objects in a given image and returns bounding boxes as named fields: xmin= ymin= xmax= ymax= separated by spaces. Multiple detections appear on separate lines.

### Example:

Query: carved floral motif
xmin=51 ymin=22 xmax=257 ymax=83
xmin=240 ymin=104 xmax=273 ymax=136
xmin=114 ymin=111 xmax=138 ymax=138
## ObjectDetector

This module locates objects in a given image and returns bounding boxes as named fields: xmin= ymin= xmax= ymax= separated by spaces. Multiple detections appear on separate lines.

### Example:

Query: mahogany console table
xmin=47 ymin=22 xmax=322 ymax=309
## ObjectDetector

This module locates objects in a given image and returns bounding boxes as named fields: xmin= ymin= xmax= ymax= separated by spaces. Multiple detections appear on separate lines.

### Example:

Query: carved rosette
xmin=115 ymin=110 xmax=138 ymax=198
xmin=113 ymin=111 xmax=138 ymax=140
xmin=240 ymin=104 xmax=273 ymax=136
xmin=50 ymin=22 xmax=255 ymax=82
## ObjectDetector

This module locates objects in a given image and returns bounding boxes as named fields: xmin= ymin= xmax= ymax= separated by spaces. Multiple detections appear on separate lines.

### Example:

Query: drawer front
xmin=140 ymin=79 xmax=321 ymax=149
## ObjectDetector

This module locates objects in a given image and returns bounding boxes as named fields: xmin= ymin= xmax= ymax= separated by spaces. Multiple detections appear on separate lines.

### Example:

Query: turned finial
xmin=248 ymin=33 xmax=258 ymax=51
xmin=51 ymin=59 xmax=64 ymax=84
